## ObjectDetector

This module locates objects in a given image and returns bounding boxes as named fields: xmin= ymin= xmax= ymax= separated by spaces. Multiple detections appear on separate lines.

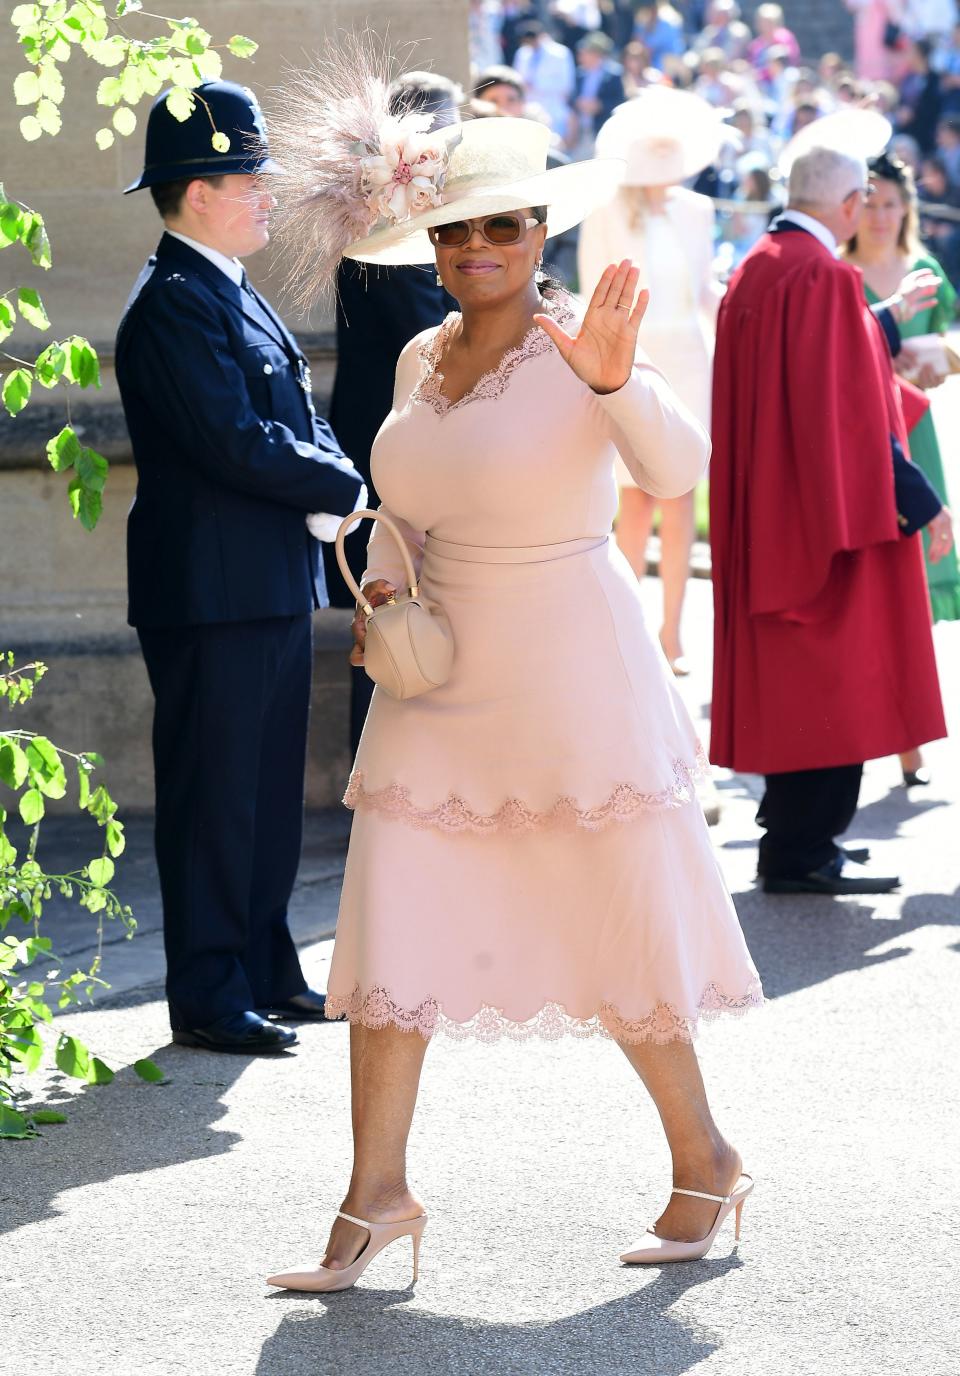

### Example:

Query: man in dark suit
xmin=570 ymin=33 xmax=626 ymax=147
xmin=116 ymin=82 xmax=365 ymax=1053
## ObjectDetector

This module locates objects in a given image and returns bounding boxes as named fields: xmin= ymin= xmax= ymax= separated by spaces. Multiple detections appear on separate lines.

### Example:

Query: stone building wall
xmin=0 ymin=1 xmax=468 ymax=810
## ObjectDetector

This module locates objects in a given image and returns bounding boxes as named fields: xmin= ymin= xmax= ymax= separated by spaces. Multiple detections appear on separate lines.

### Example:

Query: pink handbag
xmin=335 ymin=509 xmax=454 ymax=701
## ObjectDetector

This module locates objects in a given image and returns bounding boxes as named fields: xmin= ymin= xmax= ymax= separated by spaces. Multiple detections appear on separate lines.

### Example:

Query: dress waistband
xmin=424 ymin=533 xmax=608 ymax=565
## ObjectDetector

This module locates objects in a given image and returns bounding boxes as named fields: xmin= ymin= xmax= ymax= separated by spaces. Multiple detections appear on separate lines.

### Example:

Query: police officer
xmin=116 ymin=82 xmax=365 ymax=1053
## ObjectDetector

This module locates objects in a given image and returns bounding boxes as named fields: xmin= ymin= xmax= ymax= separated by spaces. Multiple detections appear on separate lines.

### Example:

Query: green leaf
xmin=23 ymin=214 xmax=51 ymax=269
xmin=68 ymin=338 xmax=100 ymax=388
xmin=8 ymin=1022 xmax=44 ymax=1072
xmin=87 ymin=855 xmax=114 ymax=887
xmin=76 ymin=485 xmax=103 ymax=531
xmin=0 ymin=1105 xmax=32 ymax=1138
xmin=11 ymin=5 xmax=42 ymax=28
xmin=77 ymin=760 xmax=90 ymax=808
xmin=46 ymin=424 xmax=81 ymax=471
xmin=133 ymin=1057 xmax=167 ymax=1083
xmin=18 ymin=788 xmax=44 ymax=824
xmin=19 ymin=116 xmax=43 ymax=143
xmin=16 ymin=287 xmax=49 ymax=331
xmin=77 ymin=447 xmax=108 ymax=492
xmin=0 ymin=827 xmax=17 ymax=867
xmin=0 ymin=202 xmax=24 ymax=247
xmin=84 ymin=35 xmax=126 ymax=66
xmin=105 ymin=819 xmax=125 ymax=857
xmin=2 ymin=369 xmax=32 ymax=417
xmin=37 ymin=62 xmax=65 ymax=104
xmin=116 ymin=0 xmax=142 ymax=15
xmin=86 ymin=1056 xmax=114 ymax=1085
xmin=112 ymin=106 xmax=136 ymax=137
xmin=29 ymin=1109 xmax=67 ymax=1125
xmin=119 ymin=62 xmax=141 ymax=104
xmin=95 ymin=127 xmax=114 ymax=151
xmin=24 ymin=734 xmax=61 ymax=779
xmin=96 ymin=75 xmax=122 ymax=106
xmin=35 ymin=343 xmax=66 ymax=388
xmin=55 ymin=1033 xmax=91 ymax=1080
xmin=13 ymin=72 xmax=42 ymax=106
xmin=195 ymin=48 xmax=222 ymax=82
xmin=0 ymin=297 xmax=14 ymax=343
xmin=87 ymin=784 xmax=117 ymax=823
xmin=0 ymin=736 xmax=30 ymax=788
xmin=185 ymin=31 xmax=206 ymax=56
xmin=227 ymin=35 xmax=258 ymax=59
xmin=211 ymin=131 xmax=230 ymax=154
xmin=35 ymin=99 xmax=62 ymax=137
xmin=164 ymin=86 xmax=194 ymax=122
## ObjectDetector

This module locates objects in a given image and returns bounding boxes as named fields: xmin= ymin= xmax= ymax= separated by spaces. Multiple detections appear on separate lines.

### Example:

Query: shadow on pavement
xmin=0 ymin=1042 xmax=251 ymax=1237
xmin=733 ymin=885 xmax=960 ymax=1001
xmin=256 ymin=1253 xmax=744 ymax=1376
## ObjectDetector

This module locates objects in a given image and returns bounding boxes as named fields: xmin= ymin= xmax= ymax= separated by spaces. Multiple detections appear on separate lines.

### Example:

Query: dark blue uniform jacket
xmin=116 ymin=233 xmax=364 ymax=628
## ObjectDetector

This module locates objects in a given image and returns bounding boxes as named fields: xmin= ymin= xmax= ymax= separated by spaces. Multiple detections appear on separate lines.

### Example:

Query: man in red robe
xmin=710 ymin=144 xmax=953 ymax=894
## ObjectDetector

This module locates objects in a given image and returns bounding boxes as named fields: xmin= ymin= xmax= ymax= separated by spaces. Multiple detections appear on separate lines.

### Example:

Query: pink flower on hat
xmin=360 ymin=113 xmax=449 ymax=225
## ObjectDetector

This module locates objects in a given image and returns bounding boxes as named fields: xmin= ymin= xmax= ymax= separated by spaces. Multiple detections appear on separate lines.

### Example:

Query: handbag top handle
xmin=334 ymin=508 xmax=420 ymax=612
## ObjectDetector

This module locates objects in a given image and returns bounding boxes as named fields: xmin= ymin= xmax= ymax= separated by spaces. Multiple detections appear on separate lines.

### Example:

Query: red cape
xmin=710 ymin=228 xmax=945 ymax=773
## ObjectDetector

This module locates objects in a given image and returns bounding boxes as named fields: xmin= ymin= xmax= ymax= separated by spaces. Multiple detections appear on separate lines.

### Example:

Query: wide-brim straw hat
xmin=778 ymin=109 xmax=892 ymax=177
xmin=344 ymin=117 xmax=624 ymax=266
xmin=594 ymin=88 xmax=736 ymax=188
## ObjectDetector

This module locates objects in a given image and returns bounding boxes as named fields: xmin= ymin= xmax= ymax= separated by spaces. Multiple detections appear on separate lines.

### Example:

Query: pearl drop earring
xmin=535 ymin=258 xmax=546 ymax=285
xmin=436 ymin=271 xmax=443 ymax=287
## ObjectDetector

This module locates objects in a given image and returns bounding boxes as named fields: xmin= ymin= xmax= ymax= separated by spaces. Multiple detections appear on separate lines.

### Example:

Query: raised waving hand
xmin=534 ymin=258 xmax=649 ymax=395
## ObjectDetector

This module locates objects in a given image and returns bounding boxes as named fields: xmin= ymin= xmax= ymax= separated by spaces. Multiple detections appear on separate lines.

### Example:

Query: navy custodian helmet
xmin=124 ymin=79 xmax=280 ymax=194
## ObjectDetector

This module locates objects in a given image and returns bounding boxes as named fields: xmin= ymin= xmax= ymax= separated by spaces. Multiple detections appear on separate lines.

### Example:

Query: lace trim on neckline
xmin=412 ymin=293 xmax=577 ymax=417
xmin=324 ymin=980 xmax=765 ymax=1045
xmin=343 ymin=747 xmax=711 ymax=834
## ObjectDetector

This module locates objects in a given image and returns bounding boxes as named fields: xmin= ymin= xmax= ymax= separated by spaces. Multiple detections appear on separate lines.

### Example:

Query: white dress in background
xmin=578 ymin=187 xmax=719 ymax=487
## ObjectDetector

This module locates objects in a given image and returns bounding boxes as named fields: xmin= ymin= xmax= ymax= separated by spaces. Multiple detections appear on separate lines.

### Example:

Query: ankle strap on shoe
xmin=672 ymin=1187 xmax=731 ymax=1204
xmin=337 ymin=1210 xmax=371 ymax=1228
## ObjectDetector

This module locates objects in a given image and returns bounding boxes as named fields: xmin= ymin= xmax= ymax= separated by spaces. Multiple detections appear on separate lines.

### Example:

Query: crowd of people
xmin=466 ymin=0 xmax=960 ymax=285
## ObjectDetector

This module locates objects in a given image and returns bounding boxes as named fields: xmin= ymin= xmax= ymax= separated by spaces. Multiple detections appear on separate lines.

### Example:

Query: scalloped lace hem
xmin=343 ymin=746 xmax=711 ymax=833
xmin=325 ymin=981 xmax=765 ymax=1045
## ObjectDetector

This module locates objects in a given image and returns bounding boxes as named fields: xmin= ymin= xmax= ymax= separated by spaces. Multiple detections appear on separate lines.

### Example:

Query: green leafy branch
xmin=10 ymin=1 xmax=258 ymax=151
xmin=0 ymin=655 xmax=161 ymax=1141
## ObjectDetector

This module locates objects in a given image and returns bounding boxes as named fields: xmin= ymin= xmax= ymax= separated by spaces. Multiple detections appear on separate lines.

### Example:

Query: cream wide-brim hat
xmin=778 ymin=109 xmax=892 ymax=177
xmin=595 ymin=88 xmax=736 ymax=188
xmin=343 ymin=117 xmax=625 ymax=266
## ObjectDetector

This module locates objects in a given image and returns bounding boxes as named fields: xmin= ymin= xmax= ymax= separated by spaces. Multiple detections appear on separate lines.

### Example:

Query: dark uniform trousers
xmin=138 ymin=616 xmax=312 ymax=1027
xmin=756 ymin=765 xmax=865 ymax=879
xmin=116 ymin=233 xmax=364 ymax=1030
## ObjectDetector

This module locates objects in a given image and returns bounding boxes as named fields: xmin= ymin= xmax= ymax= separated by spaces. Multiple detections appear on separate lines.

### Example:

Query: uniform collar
xmin=164 ymin=229 xmax=245 ymax=284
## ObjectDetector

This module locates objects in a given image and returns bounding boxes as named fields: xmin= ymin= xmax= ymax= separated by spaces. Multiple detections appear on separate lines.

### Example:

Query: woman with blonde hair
xmin=578 ymin=89 xmax=726 ymax=674
xmin=845 ymin=150 xmax=960 ymax=784
xmin=262 ymin=58 xmax=760 ymax=1291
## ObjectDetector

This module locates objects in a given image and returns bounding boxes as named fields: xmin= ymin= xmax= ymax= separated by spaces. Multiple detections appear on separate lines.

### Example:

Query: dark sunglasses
xmin=428 ymin=214 xmax=540 ymax=247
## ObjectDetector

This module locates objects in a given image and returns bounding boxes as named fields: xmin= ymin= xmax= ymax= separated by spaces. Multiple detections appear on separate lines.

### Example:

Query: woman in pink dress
xmin=264 ymin=90 xmax=761 ymax=1291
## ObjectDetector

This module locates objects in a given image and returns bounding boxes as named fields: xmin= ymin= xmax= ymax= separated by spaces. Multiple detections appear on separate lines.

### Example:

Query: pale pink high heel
xmin=620 ymin=1174 xmax=753 ymax=1264
xmin=266 ymin=1210 xmax=427 ymax=1292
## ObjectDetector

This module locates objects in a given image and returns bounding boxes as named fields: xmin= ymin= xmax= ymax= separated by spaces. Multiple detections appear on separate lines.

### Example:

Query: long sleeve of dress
xmin=592 ymin=366 xmax=711 ymax=498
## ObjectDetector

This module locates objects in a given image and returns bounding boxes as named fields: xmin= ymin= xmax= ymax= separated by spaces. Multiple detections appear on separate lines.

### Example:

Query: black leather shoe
xmin=764 ymin=857 xmax=900 ymax=896
xmin=262 ymin=989 xmax=335 ymax=1022
xmin=172 ymin=1010 xmax=297 ymax=1054
xmin=902 ymin=767 xmax=931 ymax=787
xmin=842 ymin=846 xmax=871 ymax=863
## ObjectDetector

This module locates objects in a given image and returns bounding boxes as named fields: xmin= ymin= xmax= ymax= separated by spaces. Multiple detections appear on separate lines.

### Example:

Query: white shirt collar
xmin=165 ymin=230 xmax=245 ymax=285
xmin=777 ymin=209 xmax=838 ymax=257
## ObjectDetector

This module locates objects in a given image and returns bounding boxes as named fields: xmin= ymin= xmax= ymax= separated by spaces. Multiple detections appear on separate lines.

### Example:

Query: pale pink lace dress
xmin=326 ymin=295 xmax=762 ymax=1043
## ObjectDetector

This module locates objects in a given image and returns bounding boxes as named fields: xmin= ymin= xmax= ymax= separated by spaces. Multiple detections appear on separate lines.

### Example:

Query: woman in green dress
xmin=845 ymin=151 xmax=960 ymax=785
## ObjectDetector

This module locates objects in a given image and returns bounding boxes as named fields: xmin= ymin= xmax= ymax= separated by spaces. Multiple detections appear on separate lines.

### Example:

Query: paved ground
xmin=4 ymin=399 xmax=960 ymax=1375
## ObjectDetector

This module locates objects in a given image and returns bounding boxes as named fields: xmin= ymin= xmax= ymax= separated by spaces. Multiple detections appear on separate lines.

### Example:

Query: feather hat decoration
xmin=262 ymin=35 xmax=460 ymax=309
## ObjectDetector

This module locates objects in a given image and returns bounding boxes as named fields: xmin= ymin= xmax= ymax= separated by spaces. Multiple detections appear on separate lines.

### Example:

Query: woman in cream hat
xmin=263 ymin=57 xmax=760 ymax=1290
xmin=579 ymin=88 xmax=729 ymax=676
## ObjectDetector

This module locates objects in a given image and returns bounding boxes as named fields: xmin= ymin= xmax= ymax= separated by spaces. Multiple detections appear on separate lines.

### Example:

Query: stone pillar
xmin=0 ymin=1 xmax=469 ymax=810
